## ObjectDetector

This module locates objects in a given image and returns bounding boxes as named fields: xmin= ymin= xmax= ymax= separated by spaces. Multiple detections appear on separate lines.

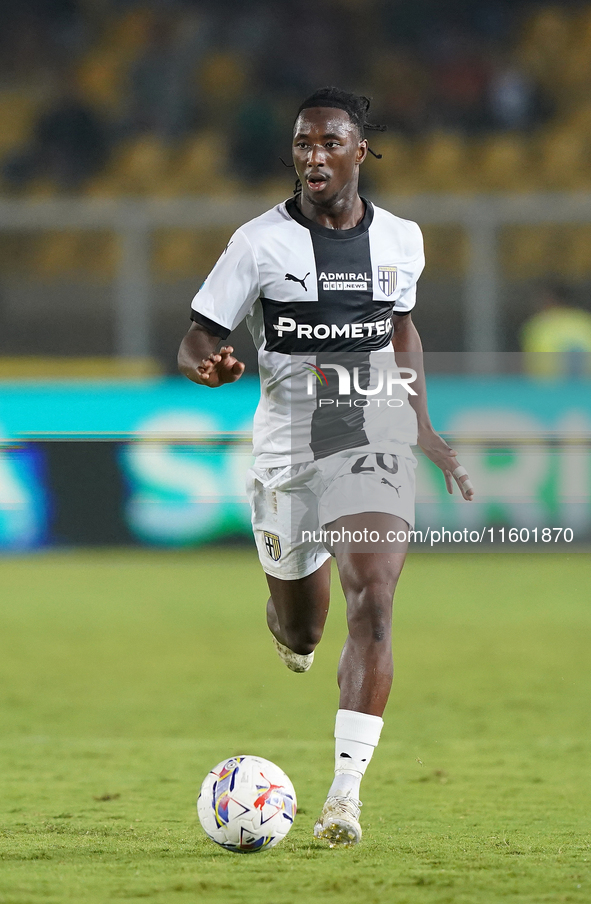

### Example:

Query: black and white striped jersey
xmin=190 ymin=197 xmax=424 ymax=465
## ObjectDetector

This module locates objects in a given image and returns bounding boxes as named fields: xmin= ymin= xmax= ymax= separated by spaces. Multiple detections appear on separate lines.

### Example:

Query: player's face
xmin=292 ymin=107 xmax=368 ymax=206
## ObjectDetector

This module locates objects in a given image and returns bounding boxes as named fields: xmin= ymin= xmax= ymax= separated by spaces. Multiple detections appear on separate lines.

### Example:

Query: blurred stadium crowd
xmin=1 ymin=0 xmax=591 ymax=197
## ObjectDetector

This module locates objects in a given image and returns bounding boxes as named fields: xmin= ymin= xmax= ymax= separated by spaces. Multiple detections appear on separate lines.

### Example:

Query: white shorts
xmin=246 ymin=447 xmax=416 ymax=580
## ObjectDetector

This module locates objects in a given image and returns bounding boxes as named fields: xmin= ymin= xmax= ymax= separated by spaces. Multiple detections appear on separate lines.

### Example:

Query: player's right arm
xmin=178 ymin=228 xmax=259 ymax=388
xmin=178 ymin=323 xmax=245 ymax=388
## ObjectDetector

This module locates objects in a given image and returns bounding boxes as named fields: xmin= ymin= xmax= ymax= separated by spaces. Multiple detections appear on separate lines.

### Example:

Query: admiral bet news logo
xmin=303 ymin=361 xmax=417 ymax=408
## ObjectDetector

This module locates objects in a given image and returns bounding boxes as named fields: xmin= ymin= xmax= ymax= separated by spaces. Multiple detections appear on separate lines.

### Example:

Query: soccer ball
xmin=197 ymin=755 xmax=297 ymax=853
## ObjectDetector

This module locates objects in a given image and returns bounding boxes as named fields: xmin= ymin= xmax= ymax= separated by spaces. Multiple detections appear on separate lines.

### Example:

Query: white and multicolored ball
xmin=197 ymin=755 xmax=297 ymax=853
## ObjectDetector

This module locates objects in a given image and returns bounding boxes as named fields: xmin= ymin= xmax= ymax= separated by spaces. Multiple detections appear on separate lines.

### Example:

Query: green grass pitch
xmin=0 ymin=548 xmax=590 ymax=904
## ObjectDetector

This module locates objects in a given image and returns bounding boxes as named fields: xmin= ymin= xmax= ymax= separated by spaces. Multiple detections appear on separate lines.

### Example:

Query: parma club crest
xmin=378 ymin=266 xmax=397 ymax=297
xmin=264 ymin=532 xmax=282 ymax=561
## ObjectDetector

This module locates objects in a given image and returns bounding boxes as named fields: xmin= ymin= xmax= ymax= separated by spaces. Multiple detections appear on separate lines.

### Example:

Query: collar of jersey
xmin=285 ymin=196 xmax=374 ymax=239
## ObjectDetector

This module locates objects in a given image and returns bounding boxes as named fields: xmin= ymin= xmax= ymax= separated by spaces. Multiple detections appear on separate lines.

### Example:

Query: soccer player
xmin=178 ymin=87 xmax=474 ymax=847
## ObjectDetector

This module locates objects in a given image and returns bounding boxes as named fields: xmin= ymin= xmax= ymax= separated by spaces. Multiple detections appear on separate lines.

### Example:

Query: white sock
xmin=327 ymin=709 xmax=384 ymax=800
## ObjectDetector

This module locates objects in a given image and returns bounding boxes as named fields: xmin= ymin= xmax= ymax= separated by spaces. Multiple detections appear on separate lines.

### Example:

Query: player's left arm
xmin=392 ymin=312 xmax=474 ymax=500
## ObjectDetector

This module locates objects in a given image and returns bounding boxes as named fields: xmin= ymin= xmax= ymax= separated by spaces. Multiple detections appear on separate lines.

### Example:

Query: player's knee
xmin=346 ymin=582 xmax=393 ymax=643
xmin=283 ymin=625 xmax=322 ymax=655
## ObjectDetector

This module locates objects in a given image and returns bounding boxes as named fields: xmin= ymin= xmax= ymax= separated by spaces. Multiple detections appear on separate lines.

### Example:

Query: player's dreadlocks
xmin=291 ymin=86 xmax=386 ymax=195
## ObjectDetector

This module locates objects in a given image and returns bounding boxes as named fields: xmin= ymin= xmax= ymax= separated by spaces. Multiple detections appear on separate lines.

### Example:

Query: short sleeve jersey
xmin=191 ymin=197 xmax=425 ymax=465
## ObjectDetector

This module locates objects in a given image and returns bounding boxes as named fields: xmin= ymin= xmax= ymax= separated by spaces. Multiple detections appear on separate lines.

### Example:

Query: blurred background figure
xmin=228 ymin=81 xmax=282 ymax=183
xmin=126 ymin=8 xmax=211 ymax=140
xmin=521 ymin=282 xmax=591 ymax=378
xmin=487 ymin=52 xmax=541 ymax=130
xmin=3 ymin=75 xmax=108 ymax=192
xmin=430 ymin=29 xmax=489 ymax=133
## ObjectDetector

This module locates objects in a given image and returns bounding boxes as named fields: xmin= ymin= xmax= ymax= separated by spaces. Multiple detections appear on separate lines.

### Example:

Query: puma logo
xmin=285 ymin=272 xmax=310 ymax=292
xmin=381 ymin=478 xmax=401 ymax=496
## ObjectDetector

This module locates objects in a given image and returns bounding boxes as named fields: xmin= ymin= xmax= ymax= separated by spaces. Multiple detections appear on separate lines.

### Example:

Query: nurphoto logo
xmin=303 ymin=362 xmax=417 ymax=400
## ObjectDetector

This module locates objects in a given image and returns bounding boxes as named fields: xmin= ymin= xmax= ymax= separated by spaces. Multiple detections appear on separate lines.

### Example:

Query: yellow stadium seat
xmin=537 ymin=128 xmax=591 ymax=189
xmin=24 ymin=177 xmax=59 ymax=200
xmin=570 ymin=7 xmax=591 ymax=51
xmin=556 ymin=40 xmax=591 ymax=97
xmin=421 ymin=225 xmax=467 ymax=277
xmin=76 ymin=50 xmax=127 ymax=113
xmin=162 ymin=132 xmax=227 ymax=194
xmin=364 ymin=135 xmax=417 ymax=194
xmin=76 ymin=232 xmax=119 ymax=281
xmin=198 ymin=52 xmax=247 ymax=115
xmin=0 ymin=90 xmax=40 ymax=154
xmin=84 ymin=171 xmax=126 ymax=198
xmin=417 ymin=132 xmax=472 ymax=192
xmin=501 ymin=225 xmax=561 ymax=279
xmin=0 ymin=234 xmax=34 ymax=273
xmin=106 ymin=8 xmax=156 ymax=58
xmin=564 ymin=103 xmax=591 ymax=133
xmin=110 ymin=137 xmax=172 ymax=194
xmin=30 ymin=231 xmax=118 ymax=281
xmin=32 ymin=232 xmax=83 ymax=279
xmin=475 ymin=134 xmax=533 ymax=192
xmin=153 ymin=227 xmax=234 ymax=279
xmin=561 ymin=225 xmax=591 ymax=278
xmin=518 ymin=7 xmax=572 ymax=88
xmin=153 ymin=230 xmax=202 ymax=278
xmin=521 ymin=6 xmax=572 ymax=48
xmin=257 ymin=176 xmax=293 ymax=201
